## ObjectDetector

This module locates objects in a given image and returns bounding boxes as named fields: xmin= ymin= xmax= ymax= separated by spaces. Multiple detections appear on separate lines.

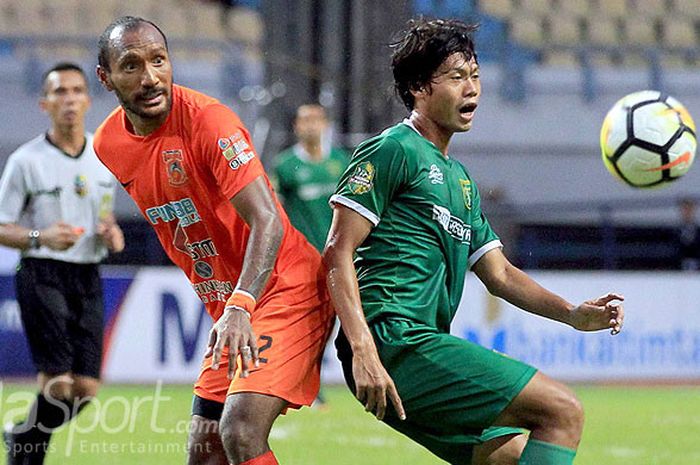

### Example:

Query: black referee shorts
xmin=15 ymin=257 xmax=104 ymax=379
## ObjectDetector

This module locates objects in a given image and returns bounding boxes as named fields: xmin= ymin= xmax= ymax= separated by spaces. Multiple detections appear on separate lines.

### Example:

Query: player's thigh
xmin=15 ymin=259 xmax=73 ymax=374
xmin=491 ymin=371 xmax=583 ymax=429
xmin=374 ymin=319 xmax=537 ymax=429
xmin=70 ymin=267 xmax=104 ymax=379
xmin=228 ymin=301 xmax=334 ymax=408
xmin=221 ymin=392 xmax=287 ymax=437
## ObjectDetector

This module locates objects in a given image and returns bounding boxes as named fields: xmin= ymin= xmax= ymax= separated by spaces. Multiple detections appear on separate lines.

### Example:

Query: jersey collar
xmin=44 ymin=132 xmax=87 ymax=160
xmin=401 ymin=119 xmax=448 ymax=159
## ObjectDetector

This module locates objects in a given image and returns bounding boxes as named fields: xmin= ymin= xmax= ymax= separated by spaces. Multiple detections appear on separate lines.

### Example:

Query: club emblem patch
xmin=459 ymin=179 xmax=472 ymax=210
xmin=348 ymin=162 xmax=375 ymax=195
xmin=163 ymin=150 xmax=188 ymax=187
xmin=74 ymin=175 xmax=88 ymax=197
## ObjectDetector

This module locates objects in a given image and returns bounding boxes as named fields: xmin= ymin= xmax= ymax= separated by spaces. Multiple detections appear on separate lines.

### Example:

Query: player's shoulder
xmin=274 ymin=147 xmax=299 ymax=169
xmin=177 ymin=85 xmax=243 ymax=128
xmin=93 ymin=106 xmax=124 ymax=150
xmin=355 ymin=122 xmax=412 ymax=161
xmin=6 ymin=134 xmax=51 ymax=166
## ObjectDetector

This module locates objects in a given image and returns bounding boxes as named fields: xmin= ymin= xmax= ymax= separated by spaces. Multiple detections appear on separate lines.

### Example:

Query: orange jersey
xmin=94 ymin=85 xmax=327 ymax=320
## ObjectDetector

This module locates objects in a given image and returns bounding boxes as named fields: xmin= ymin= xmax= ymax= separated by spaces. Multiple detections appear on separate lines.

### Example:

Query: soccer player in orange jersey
xmin=93 ymin=17 xmax=334 ymax=465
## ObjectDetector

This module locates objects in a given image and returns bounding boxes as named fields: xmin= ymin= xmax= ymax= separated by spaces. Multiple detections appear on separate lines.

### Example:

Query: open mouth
xmin=460 ymin=103 xmax=478 ymax=115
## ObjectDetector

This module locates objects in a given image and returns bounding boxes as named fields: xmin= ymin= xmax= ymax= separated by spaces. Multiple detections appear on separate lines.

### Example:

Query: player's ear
xmin=95 ymin=65 xmax=113 ymax=91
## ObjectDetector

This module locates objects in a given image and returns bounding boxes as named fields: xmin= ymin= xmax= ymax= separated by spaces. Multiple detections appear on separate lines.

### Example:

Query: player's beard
xmin=116 ymin=85 xmax=172 ymax=122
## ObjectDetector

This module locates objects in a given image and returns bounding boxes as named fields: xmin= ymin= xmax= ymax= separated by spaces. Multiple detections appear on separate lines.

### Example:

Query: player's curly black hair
xmin=391 ymin=18 xmax=479 ymax=111
xmin=98 ymin=16 xmax=169 ymax=72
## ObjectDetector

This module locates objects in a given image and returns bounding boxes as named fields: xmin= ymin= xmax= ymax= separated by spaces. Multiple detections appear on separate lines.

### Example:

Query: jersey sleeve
xmin=330 ymin=136 xmax=407 ymax=226
xmin=192 ymin=104 xmax=265 ymax=200
xmin=467 ymin=181 xmax=501 ymax=269
xmin=0 ymin=155 xmax=27 ymax=224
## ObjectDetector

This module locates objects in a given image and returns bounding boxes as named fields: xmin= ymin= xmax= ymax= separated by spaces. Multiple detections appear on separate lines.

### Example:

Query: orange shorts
xmin=193 ymin=297 xmax=334 ymax=409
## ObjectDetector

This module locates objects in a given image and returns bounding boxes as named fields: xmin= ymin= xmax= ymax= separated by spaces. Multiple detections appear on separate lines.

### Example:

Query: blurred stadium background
xmin=1 ymin=1 xmax=700 ymax=464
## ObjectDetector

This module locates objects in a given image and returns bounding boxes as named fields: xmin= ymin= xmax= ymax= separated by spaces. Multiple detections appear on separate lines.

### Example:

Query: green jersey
xmin=331 ymin=121 xmax=500 ymax=332
xmin=274 ymin=144 xmax=348 ymax=251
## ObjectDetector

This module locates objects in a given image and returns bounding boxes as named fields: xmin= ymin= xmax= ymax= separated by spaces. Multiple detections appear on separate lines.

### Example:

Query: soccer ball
xmin=600 ymin=90 xmax=697 ymax=188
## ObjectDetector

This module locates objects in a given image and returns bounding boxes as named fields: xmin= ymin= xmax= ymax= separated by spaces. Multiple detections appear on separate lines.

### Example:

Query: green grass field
xmin=1 ymin=383 xmax=700 ymax=464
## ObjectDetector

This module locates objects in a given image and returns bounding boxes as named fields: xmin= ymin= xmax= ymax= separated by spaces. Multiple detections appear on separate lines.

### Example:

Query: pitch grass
xmin=1 ymin=383 xmax=700 ymax=465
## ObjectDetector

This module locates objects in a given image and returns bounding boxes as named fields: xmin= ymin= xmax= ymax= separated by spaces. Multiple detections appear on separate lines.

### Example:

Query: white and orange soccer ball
xmin=600 ymin=90 xmax=697 ymax=188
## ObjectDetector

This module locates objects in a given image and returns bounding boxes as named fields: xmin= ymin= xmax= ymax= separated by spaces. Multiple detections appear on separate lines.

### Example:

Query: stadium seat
xmin=595 ymin=0 xmax=627 ymax=18
xmin=556 ymin=0 xmax=589 ymax=17
xmin=478 ymin=0 xmax=514 ymax=19
xmin=621 ymin=14 xmax=659 ymax=46
xmin=547 ymin=12 xmax=583 ymax=45
xmin=542 ymin=49 xmax=579 ymax=66
xmin=672 ymin=0 xmax=700 ymax=19
xmin=585 ymin=17 xmax=622 ymax=46
xmin=509 ymin=14 xmax=545 ymax=48
xmin=660 ymin=15 xmax=697 ymax=48
xmin=519 ymin=0 xmax=552 ymax=16
xmin=632 ymin=0 xmax=669 ymax=19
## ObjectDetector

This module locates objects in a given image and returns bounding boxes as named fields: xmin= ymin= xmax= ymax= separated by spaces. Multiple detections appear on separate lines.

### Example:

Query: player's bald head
xmin=98 ymin=16 xmax=168 ymax=72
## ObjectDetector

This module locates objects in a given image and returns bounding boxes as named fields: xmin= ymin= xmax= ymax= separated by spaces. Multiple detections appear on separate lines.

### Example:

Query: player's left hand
xmin=96 ymin=220 xmax=125 ymax=253
xmin=569 ymin=292 xmax=625 ymax=335
xmin=205 ymin=309 xmax=259 ymax=379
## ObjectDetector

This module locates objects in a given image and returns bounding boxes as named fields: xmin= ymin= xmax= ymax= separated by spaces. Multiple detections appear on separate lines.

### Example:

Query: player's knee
xmin=188 ymin=417 xmax=225 ymax=465
xmin=219 ymin=417 xmax=264 ymax=456
xmin=549 ymin=386 xmax=584 ymax=436
xmin=72 ymin=378 xmax=101 ymax=400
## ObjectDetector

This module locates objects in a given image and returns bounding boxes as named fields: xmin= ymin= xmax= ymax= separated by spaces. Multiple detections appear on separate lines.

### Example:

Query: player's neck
xmin=126 ymin=111 xmax=168 ymax=137
xmin=408 ymin=111 xmax=452 ymax=157
xmin=302 ymin=140 xmax=323 ymax=161
xmin=48 ymin=124 xmax=85 ymax=157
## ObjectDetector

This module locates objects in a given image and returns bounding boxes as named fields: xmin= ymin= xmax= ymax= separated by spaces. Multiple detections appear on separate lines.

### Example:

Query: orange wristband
xmin=224 ymin=289 xmax=257 ymax=318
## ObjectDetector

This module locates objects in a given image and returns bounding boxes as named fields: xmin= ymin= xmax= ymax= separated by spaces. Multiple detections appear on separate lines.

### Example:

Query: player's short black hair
xmin=41 ymin=62 xmax=87 ymax=95
xmin=391 ymin=18 xmax=479 ymax=111
xmin=98 ymin=16 xmax=169 ymax=72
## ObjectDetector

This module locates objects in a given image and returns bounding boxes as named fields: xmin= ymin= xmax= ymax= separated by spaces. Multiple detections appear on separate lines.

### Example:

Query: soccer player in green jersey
xmin=323 ymin=18 xmax=625 ymax=465
xmin=274 ymin=104 xmax=349 ymax=251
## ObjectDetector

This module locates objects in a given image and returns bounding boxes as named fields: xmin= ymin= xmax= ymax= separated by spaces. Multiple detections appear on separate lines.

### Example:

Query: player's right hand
xmin=205 ymin=308 xmax=260 ymax=380
xmin=352 ymin=348 xmax=406 ymax=421
xmin=40 ymin=222 xmax=82 ymax=250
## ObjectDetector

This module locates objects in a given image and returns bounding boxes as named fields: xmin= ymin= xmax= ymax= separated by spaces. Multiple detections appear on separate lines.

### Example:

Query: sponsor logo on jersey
xmin=229 ymin=151 xmax=255 ymax=170
xmin=187 ymin=238 xmax=219 ymax=260
xmin=219 ymin=132 xmax=256 ymax=170
xmin=193 ymin=279 xmax=233 ymax=304
xmin=145 ymin=197 xmax=201 ymax=227
xmin=193 ymin=260 xmax=214 ymax=279
xmin=218 ymin=138 xmax=231 ymax=150
xmin=459 ymin=179 xmax=472 ymax=210
xmin=429 ymin=164 xmax=444 ymax=184
xmin=432 ymin=205 xmax=471 ymax=244
xmin=162 ymin=149 xmax=188 ymax=187
xmin=34 ymin=187 xmax=62 ymax=197
xmin=74 ymin=175 xmax=88 ymax=197
xmin=347 ymin=162 xmax=375 ymax=195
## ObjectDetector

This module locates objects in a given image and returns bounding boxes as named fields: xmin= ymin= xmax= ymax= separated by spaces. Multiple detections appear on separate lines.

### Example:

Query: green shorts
xmin=336 ymin=317 xmax=537 ymax=465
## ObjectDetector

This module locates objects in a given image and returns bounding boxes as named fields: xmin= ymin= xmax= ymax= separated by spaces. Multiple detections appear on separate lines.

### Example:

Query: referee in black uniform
xmin=0 ymin=63 xmax=124 ymax=465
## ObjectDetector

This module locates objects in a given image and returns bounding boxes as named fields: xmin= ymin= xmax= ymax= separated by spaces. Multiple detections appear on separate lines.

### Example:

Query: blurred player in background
xmin=273 ymin=104 xmax=348 ymax=408
xmin=94 ymin=17 xmax=334 ymax=465
xmin=273 ymin=104 xmax=348 ymax=252
xmin=324 ymin=18 xmax=625 ymax=465
xmin=0 ymin=62 xmax=124 ymax=465
xmin=677 ymin=197 xmax=700 ymax=270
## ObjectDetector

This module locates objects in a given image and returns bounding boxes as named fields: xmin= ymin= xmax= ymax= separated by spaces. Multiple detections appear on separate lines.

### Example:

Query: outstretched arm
xmin=323 ymin=204 xmax=405 ymax=421
xmin=472 ymin=248 xmax=624 ymax=334
xmin=206 ymin=176 xmax=284 ymax=379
